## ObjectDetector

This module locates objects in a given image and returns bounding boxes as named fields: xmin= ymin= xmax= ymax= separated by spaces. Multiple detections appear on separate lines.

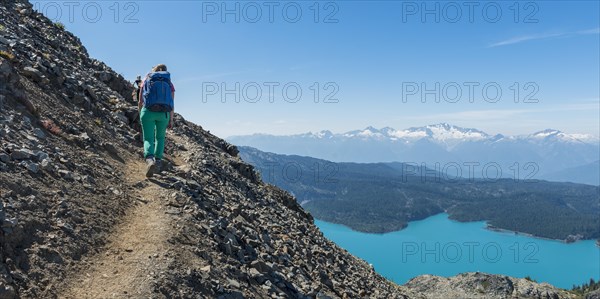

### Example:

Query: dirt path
xmin=59 ymin=160 xmax=174 ymax=299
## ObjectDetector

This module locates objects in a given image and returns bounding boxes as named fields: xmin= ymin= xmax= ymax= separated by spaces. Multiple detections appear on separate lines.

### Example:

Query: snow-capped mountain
xmin=227 ymin=123 xmax=600 ymax=185
xmin=257 ymin=123 xmax=597 ymax=146
xmin=528 ymin=129 xmax=599 ymax=144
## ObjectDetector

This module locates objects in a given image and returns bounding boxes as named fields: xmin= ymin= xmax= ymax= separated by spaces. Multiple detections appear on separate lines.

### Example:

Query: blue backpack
xmin=142 ymin=71 xmax=174 ymax=112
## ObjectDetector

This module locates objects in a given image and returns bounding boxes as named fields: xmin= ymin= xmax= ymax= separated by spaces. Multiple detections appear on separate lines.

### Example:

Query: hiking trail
xmin=59 ymin=158 xmax=180 ymax=298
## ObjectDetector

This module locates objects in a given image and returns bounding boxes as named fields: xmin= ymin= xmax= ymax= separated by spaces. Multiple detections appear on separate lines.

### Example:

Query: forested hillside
xmin=240 ymin=146 xmax=600 ymax=241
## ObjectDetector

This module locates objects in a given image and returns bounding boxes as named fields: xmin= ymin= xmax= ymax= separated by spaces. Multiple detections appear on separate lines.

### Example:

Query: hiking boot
xmin=145 ymin=157 xmax=156 ymax=178
xmin=154 ymin=159 xmax=163 ymax=173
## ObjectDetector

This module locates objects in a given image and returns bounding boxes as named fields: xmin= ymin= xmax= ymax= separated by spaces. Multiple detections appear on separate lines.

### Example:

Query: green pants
xmin=140 ymin=107 xmax=170 ymax=159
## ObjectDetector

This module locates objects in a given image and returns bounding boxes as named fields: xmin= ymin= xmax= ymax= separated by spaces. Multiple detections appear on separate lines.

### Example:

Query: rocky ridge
xmin=405 ymin=273 xmax=576 ymax=299
xmin=0 ymin=0 xmax=580 ymax=298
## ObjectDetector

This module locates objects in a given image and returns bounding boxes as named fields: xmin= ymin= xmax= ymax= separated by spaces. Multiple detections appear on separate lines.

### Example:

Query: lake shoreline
xmin=484 ymin=225 xmax=570 ymax=244
xmin=315 ymin=214 xmax=600 ymax=290
xmin=313 ymin=213 xmax=598 ymax=244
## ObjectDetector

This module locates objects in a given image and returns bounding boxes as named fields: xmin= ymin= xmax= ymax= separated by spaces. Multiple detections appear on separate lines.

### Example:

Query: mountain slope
xmin=0 ymin=1 xmax=576 ymax=298
xmin=0 ymin=2 xmax=410 ymax=297
xmin=542 ymin=160 xmax=600 ymax=186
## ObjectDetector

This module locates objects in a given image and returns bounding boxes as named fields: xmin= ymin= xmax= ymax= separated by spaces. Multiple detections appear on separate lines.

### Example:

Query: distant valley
xmin=239 ymin=146 xmax=600 ymax=242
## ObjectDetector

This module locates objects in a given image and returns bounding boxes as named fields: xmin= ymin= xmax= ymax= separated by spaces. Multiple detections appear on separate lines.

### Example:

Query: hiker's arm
xmin=137 ymin=82 xmax=144 ymax=110
xmin=137 ymin=94 xmax=142 ymax=110
xmin=169 ymin=91 xmax=175 ymax=128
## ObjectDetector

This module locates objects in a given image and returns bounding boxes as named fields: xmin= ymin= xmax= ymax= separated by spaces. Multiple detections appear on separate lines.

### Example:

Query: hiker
xmin=131 ymin=75 xmax=143 ymax=142
xmin=132 ymin=75 xmax=142 ymax=103
xmin=138 ymin=64 xmax=175 ymax=177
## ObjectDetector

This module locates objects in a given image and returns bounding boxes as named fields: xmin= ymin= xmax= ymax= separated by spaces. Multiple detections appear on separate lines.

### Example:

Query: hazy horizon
xmin=224 ymin=122 xmax=600 ymax=139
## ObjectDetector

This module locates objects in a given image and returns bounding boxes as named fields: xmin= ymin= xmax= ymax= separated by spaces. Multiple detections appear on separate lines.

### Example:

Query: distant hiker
xmin=131 ymin=75 xmax=143 ymax=142
xmin=132 ymin=75 xmax=142 ymax=103
xmin=138 ymin=64 xmax=175 ymax=177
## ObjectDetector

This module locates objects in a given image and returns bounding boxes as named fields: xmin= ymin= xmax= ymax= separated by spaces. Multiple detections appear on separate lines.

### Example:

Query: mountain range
xmin=228 ymin=123 xmax=600 ymax=185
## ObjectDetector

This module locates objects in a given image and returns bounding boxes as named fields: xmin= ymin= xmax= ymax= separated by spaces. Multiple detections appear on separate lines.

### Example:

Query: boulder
xmin=22 ymin=66 xmax=44 ymax=82
xmin=10 ymin=148 xmax=33 ymax=160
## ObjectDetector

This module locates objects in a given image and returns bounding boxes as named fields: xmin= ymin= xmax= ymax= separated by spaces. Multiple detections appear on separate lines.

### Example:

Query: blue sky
xmin=31 ymin=1 xmax=599 ymax=138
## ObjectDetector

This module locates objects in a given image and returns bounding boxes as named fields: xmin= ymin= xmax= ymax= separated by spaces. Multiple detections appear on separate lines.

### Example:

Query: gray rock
xmin=10 ymin=149 xmax=33 ymax=160
xmin=25 ymin=135 xmax=38 ymax=143
xmin=0 ymin=153 xmax=9 ymax=163
xmin=586 ymin=289 xmax=600 ymax=299
xmin=58 ymin=169 xmax=74 ymax=180
xmin=2 ymin=217 xmax=17 ymax=228
xmin=71 ymin=93 xmax=85 ymax=105
xmin=96 ymin=71 xmax=112 ymax=82
xmin=251 ymin=260 xmax=273 ymax=274
xmin=0 ymin=59 xmax=11 ymax=77
xmin=103 ymin=142 xmax=119 ymax=156
xmin=79 ymin=132 xmax=90 ymax=141
xmin=85 ymin=85 xmax=99 ymax=101
xmin=226 ymin=278 xmax=241 ymax=289
xmin=26 ymin=162 xmax=40 ymax=173
xmin=19 ymin=8 xmax=32 ymax=15
xmin=113 ymin=112 xmax=128 ymax=124
xmin=40 ymin=158 xmax=51 ymax=170
xmin=226 ymin=144 xmax=239 ymax=156
xmin=248 ymin=267 xmax=261 ymax=277
xmin=217 ymin=291 xmax=244 ymax=299
xmin=0 ymin=284 xmax=17 ymax=299
xmin=32 ymin=128 xmax=45 ymax=139
xmin=22 ymin=66 xmax=44 ymax=82
xmin=49 ymin=64 xmax=62 ymax=76
xmin=34 ymin=150 xmax=49 ymax=161
xmin=316 ymin=292 xmax=333 ymax=299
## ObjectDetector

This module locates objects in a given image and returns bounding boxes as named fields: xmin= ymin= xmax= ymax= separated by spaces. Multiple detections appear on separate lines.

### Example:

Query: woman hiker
xmin=138 ymin=64 xmax=175 ymax=177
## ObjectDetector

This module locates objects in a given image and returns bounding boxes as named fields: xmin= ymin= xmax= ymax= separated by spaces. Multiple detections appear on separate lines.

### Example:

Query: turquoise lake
xmin=315 ymin=213 xmax=600 ymax=289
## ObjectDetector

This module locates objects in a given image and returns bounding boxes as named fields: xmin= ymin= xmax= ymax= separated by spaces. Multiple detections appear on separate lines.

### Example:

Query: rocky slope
xmin=0 ymin=1 xmax=580 ymax=298
xmin=405 ymin=273 xmax=576 ymax=299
